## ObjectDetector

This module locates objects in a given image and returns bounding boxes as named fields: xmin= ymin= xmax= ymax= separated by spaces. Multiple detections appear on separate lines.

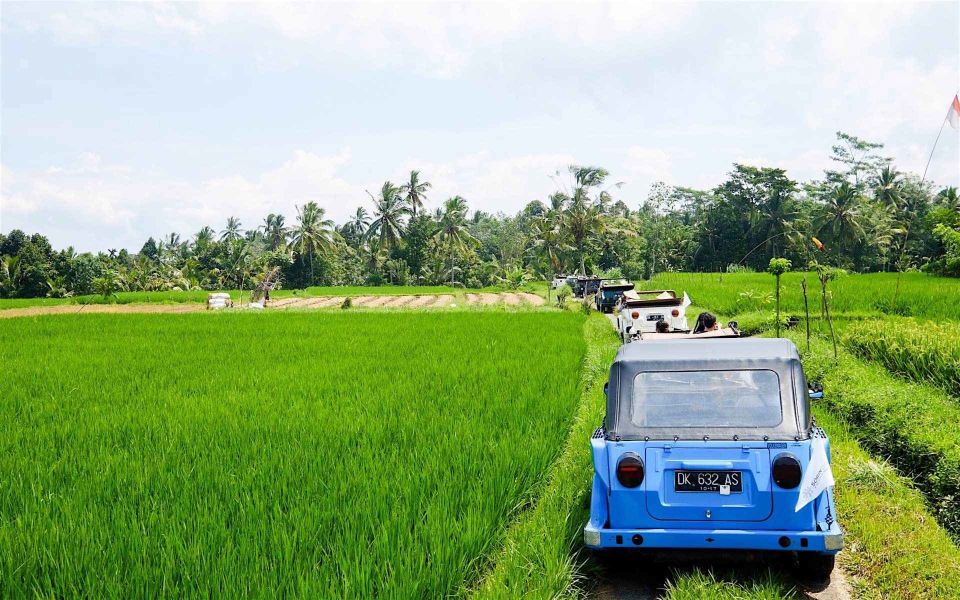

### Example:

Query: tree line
xmin=1 ymin=132 xmax=958 ymax=299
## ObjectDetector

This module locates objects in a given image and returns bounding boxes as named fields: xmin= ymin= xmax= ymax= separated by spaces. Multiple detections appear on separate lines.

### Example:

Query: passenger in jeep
xmin=693 ymin=311 xmax=718 ymax=334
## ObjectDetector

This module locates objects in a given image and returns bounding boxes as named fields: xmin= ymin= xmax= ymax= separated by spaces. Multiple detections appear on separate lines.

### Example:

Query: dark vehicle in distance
xmin=572 ymin=276 xmax=603 ymax=298
xmin=595 ymin=279 xmax=635 ymax=313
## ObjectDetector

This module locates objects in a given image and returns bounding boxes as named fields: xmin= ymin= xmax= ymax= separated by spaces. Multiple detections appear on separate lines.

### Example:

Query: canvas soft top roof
xmin=615 ymin=338 xmax=799 ymax=365
xmin=598 ymin=279 xmax=635 ymax=291
xmin=604 ymin=338 xmax=810 ymax=441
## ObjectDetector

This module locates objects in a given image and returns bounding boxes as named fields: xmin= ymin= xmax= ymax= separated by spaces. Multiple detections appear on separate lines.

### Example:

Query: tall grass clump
xmin=0 ymin=311 xmax=585 ymax=598
xmin=843 ymin=319 xmax=960 ymax=398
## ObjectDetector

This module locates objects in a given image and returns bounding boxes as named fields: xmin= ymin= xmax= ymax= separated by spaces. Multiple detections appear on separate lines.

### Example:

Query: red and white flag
xmin=949 ymin=94 xmax=960 ymax=129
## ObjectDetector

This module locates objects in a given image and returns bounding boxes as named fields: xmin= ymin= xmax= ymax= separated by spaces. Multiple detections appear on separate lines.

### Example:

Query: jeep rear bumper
xmin=583 ymin=523 xmax=843 ymax=553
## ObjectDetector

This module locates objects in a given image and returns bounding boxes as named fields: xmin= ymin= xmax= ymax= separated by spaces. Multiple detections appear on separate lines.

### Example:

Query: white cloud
xmin=4 ymin=1 xmax=695 ymax=79
xmin=1 ymin=149 xmax=589 ymax=250
xmin=810 ymin=3 xmax=954 ymax=139
xmin=622 ymin=146 xmax=672 ymax=195
xmin=6 ymin=2 xmax=203 ymax=45
xmin=0 ymin=150 xmax=362 ymax=251
xmin=391 ymin=152 xmax=579 ymax=215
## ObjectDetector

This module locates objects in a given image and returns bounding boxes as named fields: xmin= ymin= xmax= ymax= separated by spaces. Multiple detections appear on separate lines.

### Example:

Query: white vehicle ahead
xmin=615 ymin=290 xmax=691 ymax=342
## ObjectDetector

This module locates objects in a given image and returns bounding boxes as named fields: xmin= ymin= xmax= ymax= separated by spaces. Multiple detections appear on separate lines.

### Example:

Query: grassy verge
xmin=810 ymin=408 xmax=960 ymax=598
xmin=843 ymin=319 xmax=960 ymax=398
xmin=472 ymin=313 xmax=619 ymax=598
xmin=788 ymin=331 xmax=960 ymax=541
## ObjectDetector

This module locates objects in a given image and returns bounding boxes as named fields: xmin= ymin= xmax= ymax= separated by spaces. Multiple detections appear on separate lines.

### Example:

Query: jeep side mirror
xmin=603 ymin=382 xmax=609 ymax=396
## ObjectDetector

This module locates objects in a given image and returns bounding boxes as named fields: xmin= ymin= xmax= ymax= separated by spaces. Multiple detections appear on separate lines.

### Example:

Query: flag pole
xmin=922 ymin=115 xmax=948 ymax=183
xmin=922 ymin=90 xmax=960 ymax=183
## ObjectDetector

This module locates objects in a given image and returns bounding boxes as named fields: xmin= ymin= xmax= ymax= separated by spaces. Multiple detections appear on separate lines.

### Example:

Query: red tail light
xmin=671 ymin=309 xmax=680 ymax=317
xmin=631 ymin=311 xmax=639 ymax=319
xmin=772 ymin=453 xmax=802 ymax=489
xmin=616 ymin=454 xmax=644 ymax=488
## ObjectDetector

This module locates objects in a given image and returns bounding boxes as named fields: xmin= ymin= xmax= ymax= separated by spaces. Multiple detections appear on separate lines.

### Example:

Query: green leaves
xmin=767 ymin=257 xmax=791 ymax=276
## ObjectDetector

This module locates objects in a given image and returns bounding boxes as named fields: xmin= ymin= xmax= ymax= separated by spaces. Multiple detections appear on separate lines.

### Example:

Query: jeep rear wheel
xmin=795 ymin=552 xmax=835 ymax=581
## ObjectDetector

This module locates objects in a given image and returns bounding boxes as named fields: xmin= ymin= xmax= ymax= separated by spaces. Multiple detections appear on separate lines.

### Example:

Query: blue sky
xmin=2 ymin=1 xmax=958 ymax=252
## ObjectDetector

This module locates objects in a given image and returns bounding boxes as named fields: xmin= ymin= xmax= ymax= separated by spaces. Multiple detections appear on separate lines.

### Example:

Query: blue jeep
xmin=584 ymin=338 xmax=842 ymax=579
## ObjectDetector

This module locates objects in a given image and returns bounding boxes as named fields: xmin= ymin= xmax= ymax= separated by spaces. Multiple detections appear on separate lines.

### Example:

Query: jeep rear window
xmin=629 ymin=369 xmax=782 ymax=428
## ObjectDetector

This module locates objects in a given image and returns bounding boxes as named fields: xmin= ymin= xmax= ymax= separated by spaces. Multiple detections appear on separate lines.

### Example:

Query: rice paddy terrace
xmin=2 ymin=273 xmax=959 ymax=599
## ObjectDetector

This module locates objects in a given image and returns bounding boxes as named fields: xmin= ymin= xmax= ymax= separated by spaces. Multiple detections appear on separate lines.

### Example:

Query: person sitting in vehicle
xmin=655 ymin=319 xmax=671 ymax=333
xmin=693 ymin=311 xmax=718 ymax=334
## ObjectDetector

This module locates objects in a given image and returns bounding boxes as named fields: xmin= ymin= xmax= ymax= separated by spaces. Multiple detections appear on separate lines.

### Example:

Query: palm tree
xmin=936 ymin=187 xmax=959 ymax=211
xmin=400 ymin=170 xmax=431 ymax=216
xmin=872 ymin=166 xmax=902 ymax=210
xmin=366 ymin=182 xmax=408 ymax=251
xmin=347 ymin=206 xmax=370 ymax=237
xmin=291 ymin=201 xmax=335 ymax=284
xmin=563 ymin=201 xmax=605 ymax=274
xmin=195 ymin=226 xmax=215 ymax=249
xmin=164 ymin=233 xmax=182 ymax=257
xmin=261 ymin=214 xmax=288 ymax=250
xmin=527 ymin=217 xmax=570 ymax=274
xmin=434 ymin=196 xmax=478 ymax=286
xmin=750 ymin=187 xmax=800 ymax=260
xmin=548 ymin=192 xmax=568 ymax=217
xmin=220 ymin=217 xmax=243 ymax=243
xmin=815 ymin=182 xmax=866 ymax=255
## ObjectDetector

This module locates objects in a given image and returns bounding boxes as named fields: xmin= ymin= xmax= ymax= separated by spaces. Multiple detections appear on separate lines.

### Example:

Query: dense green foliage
xmin=0 ymin=312 xmax=585 ymax=597
xmin=2 ymin=133 xmax=957 ymax=301
xmin=844 ymin=319 xmax=960 ymax=397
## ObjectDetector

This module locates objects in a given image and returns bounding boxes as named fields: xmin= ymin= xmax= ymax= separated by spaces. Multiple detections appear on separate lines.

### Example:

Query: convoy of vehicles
xmin=583 ymin=338 xmax=842 ymax=579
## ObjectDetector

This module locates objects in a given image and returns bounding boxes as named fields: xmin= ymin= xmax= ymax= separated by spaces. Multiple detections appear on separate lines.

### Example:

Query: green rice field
xmin=3 ymin=272 xmax=960 ymax=600
xmin=0 ymin=312 xmax=584 ymax=597
xmin=650 ymin=271 xmax=960 ymax=321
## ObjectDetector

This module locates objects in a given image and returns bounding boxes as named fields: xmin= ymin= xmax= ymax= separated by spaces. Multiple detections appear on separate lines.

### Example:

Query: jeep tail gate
xmin=585 ymin=339 xmax=843 ymax=562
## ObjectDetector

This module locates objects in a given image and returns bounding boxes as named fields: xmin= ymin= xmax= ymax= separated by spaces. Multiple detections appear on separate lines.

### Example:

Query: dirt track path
xmin=591 ymin=553 xmax=851 ymax=600
xmin=0 ymin=291 xmax=548 ymax=318
xmin=0 ymin=303 xmax=206 ymax=318
xmin=594 ymin=316 xmax=851 ymax=600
